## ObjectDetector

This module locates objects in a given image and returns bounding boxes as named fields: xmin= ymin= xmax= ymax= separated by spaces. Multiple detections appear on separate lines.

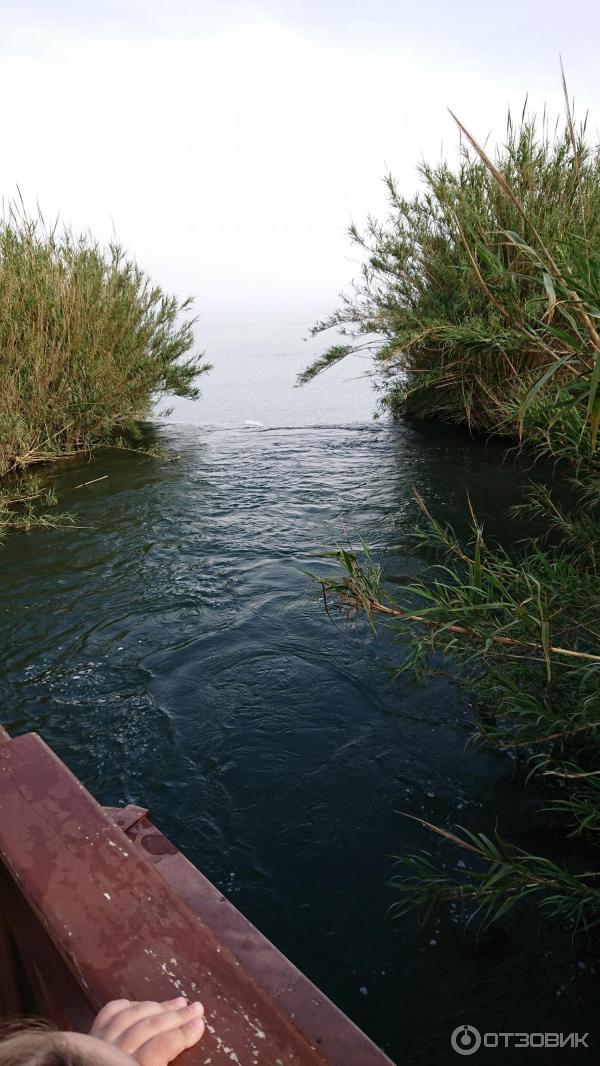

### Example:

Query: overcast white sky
xmin=1 ymin=0 xmax=599 ymax=345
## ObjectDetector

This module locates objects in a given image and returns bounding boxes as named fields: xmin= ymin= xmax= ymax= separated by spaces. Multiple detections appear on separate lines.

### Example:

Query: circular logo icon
xmin=451 ymin=1025 xmax=482 ymax=1056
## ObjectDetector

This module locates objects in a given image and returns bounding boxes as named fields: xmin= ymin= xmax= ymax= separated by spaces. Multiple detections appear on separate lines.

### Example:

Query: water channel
xmin=1 ymin=345 xmax=596 ymax=1063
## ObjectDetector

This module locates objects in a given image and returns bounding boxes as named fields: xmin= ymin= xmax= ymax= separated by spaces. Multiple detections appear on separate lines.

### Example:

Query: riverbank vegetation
xmin=300 ymin=89 xmax=600 ymax=441
xmin=0 ymin=204 xmax=208 ymax=536
xmin=309 ymin=87 xmax=600 ymax=932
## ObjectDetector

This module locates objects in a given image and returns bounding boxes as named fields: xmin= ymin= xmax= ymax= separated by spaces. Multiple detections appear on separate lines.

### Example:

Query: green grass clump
xmin=0 ymin=205 xmax=208 ymax=491
xmin=300 ymin=94 xmax=600 ymax=438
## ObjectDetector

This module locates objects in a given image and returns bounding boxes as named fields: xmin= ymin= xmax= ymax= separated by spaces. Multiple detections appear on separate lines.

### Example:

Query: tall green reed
xmin=300 ymin=92 xmax=600 ymax=440
xmin=0 ymin=202 xmax=209 ymax=533
xmin=309 ymin=83 xmax=600 ymax=933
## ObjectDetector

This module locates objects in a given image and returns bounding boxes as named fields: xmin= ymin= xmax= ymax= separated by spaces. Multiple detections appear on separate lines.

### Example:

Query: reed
xmin=315 ymin=462 xmax=600 ymax=931
xmin=0 ymin=203 xmax=208 ymax=530
xmin=300 ymin=93 xmax=600 ymax=440
xmin=309 ymin=83 xmax=600 ymax=933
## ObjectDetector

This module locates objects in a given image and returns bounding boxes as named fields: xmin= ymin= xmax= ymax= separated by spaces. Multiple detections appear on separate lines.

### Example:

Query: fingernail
xmin=189 ymin=1001 xmax=204 ymax=1015
xmin=168 ymin=996 xmax=187 ymax=1006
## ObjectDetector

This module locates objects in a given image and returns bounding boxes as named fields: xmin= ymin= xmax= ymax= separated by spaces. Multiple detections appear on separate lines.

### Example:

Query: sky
xmin=0 ymin=0 xmax=599 ymax=352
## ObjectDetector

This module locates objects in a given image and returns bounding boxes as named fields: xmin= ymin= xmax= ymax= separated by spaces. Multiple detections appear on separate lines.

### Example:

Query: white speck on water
xmin=103 ymin=892 xmax=111 ymax=900
xmin=359 ymin=986 xmax=368 ymax=996
xmin=429 ymin=939 xmax=437 ymax=947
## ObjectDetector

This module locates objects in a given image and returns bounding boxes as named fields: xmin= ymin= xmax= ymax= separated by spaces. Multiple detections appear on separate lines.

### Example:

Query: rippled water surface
xmin=2 ymin=351 xmax=597 ymax=1064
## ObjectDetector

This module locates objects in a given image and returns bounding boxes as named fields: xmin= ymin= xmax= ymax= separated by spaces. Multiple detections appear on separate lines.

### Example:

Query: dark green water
xmin=2 ymin=414 xmax=597 ymax=1063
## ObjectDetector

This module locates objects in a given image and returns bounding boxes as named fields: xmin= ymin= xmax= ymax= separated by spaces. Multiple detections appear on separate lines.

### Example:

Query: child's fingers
xmin=97 ymin=999 xmax=188 ymax=1043
xmin=120 ymin=1003 xmax=205 ymax=1055
xmin=135 ymin=1013 xmax=206 ymax=1066
xmin=90 ymin=999 xmax=134 ymax=1035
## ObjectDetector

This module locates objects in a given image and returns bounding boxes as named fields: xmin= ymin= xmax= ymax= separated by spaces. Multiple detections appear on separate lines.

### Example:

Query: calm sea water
xmin=1 ymin=345 xmax=597 ymax=1063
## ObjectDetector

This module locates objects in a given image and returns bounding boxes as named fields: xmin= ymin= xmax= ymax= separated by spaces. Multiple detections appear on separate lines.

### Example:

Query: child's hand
xmin=90 ymin=997 xmax=205 ymax=1065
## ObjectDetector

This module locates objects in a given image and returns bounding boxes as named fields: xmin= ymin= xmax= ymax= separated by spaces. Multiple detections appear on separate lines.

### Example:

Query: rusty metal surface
xmin=103 ymin=804 xmax=149 ymax=833
xmin=113 ymin=814 xmax=393 ymax=1066
xmin=0 ymin=731 xmax=394 ymax=1065
xmin=0 ymin=906 xmax=27 ymax=1019
xmin=0 ymin=862 xmax=95 ymax=1032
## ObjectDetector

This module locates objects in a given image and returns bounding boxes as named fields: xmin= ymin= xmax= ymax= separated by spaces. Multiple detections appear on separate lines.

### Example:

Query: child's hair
xmin=0 ymin=1024 xmax=97 ymax=1066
